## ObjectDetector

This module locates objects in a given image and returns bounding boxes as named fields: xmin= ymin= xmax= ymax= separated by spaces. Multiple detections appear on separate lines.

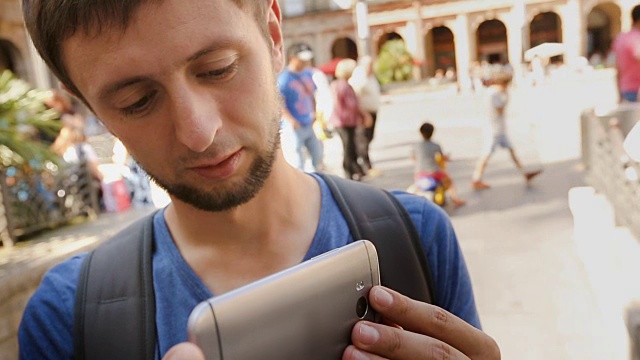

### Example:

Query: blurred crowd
xmin=278 ymin=44 xmax=383 ymax=181
xmin=26 ymin=89 xmax=155 ymax=215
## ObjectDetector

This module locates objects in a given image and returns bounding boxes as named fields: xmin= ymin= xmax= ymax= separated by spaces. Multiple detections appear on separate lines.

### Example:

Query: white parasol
xmin=524 ymin=42 xmax=566 ymax=62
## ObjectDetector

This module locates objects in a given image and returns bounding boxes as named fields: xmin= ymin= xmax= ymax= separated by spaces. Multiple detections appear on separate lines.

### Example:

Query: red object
xmin=102 ymin=179 xmax=132 ymax=212
xmin=317 ymin=57 xmax=345 ymax=76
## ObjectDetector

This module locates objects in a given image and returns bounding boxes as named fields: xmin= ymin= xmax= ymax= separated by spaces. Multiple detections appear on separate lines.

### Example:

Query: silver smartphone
xmin=187 ymin=240 xmax=381 ymax=360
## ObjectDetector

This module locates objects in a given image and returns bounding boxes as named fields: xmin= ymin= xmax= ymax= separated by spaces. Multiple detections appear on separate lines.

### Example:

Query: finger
xmin=351 ymin=321 xmax=468 ymax=360
xmin=369 ymin=287 xmax=500 ymax=359
xmin=163 ymin=342 xmax=206 ymax=360
xmin=380 ymin=317 xmax=402 ymax=329
xmin=342 ymin=345 xmax=386 ymax=360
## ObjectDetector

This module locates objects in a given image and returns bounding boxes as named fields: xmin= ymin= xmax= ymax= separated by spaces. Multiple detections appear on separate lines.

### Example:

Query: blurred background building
xmin=280 ymin=0 xmax=637 ymax=87
xmin=0 ymin=0 xmax=635 ymax=88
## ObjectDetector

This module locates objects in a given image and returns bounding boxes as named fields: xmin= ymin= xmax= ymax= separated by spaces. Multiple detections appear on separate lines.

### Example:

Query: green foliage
xmin=373 ymin=39 xmax=415 ymax=85
xmin=0 ymin=70 xmax=61 ymax=168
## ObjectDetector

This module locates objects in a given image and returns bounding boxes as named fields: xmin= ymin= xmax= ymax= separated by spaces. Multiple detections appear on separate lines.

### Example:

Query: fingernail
xmin=373 ymin=287 xmax=393 ymax=308
xmin=358 ymin=324 xmax=380 ymax=345
xmin=350 ymin=348 xmax=369 ymax=360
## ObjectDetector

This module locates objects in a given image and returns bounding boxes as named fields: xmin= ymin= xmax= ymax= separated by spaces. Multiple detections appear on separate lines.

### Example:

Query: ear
xmin=266 ymin=0 xmax=284 ymax=72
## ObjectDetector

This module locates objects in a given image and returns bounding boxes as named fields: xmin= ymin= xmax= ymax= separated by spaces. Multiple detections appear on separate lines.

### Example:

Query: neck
xmin=164 ymin=151 xmax=320 ymax=251
xmin=163 ymin=152 xmax=322 ymax=294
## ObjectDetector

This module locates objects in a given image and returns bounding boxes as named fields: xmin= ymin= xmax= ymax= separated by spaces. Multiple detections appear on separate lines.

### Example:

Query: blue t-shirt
xmin=277 ymin=69 xmax=316 ymax=127
xmin=18 ymin=174 xmax=480 ymax=359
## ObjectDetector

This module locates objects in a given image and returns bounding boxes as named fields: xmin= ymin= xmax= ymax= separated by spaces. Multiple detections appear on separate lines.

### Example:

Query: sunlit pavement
xmin=295 ymin=68 xmax=636 ymax=359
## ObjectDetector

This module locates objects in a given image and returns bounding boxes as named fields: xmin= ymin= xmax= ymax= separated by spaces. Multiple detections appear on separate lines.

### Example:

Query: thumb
xmin=163 ymin=342 xmax=206 ymax=360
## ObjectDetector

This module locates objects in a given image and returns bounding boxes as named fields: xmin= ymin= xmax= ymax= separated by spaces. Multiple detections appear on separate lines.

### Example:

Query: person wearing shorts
xmin=472 ymin=71 xmax=542 ymax=190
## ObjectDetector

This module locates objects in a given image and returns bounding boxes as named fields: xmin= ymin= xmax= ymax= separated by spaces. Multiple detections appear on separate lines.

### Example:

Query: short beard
xmin=145 ymin=115 xmax=282 ymax=213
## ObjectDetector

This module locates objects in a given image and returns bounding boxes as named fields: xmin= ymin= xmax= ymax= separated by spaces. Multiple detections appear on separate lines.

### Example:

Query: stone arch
xmin=530 ymin=12 xmax=563 ymax=47
xmin=586 ymin=2 xmax=621 ymax=58
xmin=424 ymin=26 xmax=456 ymax=77
xmin=476 ymin=19 xmax=509 ymax=64
xmin=331 ymin=37 xmax=358 ymax=60
xmin=376 ymin=31 xmax=404 ymax=53
xmin=0 ymin=39 xmax=23 ymax=77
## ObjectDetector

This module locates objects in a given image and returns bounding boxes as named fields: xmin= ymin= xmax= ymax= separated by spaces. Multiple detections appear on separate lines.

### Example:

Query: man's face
xmin=62 ymin=0 xmax=285 ymax=211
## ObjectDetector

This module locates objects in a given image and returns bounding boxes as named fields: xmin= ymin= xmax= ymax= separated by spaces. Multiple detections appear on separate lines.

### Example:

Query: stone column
xmin=354 ymin=0 xmax=371 ymax=58
xmin=453 ymin=14 xmax=473 ymax=91
xmin=508 ymin=0 xmax=527 ymax=82
xmin=410 ymin=1 xmax=427 ymax=79
xmin=620 ymin=1 xmax=634 ymax=32
xmin=562 ymin=0 xmax=583 ymax=61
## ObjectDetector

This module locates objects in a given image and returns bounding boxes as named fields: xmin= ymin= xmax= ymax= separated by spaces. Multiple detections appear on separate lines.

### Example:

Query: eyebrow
xmin=99 ymin=77 xmax=148 ymax=101
xmin=188 ymin=38 xmax=238 ymax=62
xmin=98 ymin=39 xmax=239 ymax=101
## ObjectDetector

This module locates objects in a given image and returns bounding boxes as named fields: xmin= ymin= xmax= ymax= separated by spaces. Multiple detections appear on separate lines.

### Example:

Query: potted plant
xmin=0 ymin=70 xmax=60 ymax=167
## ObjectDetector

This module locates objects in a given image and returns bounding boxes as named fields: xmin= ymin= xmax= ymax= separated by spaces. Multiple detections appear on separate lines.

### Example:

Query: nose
xmin=170 ymin=86 xmax=221 ymax=153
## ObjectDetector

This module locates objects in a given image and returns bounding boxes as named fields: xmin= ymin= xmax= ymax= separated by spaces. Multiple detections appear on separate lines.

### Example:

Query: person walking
xmin=349 ymin=55 xmax=382 ymax=176
xmin=472 ymin=66 xmax=542 ymax=190
xmin=18 ymin=1 xmax=500 ymax=359
xmin=613 ymin=4 xmax=640 ymax=103
xmin=330 ymin=58 xmax=368 ymax=181
xmin=278 ymin=43 xmax=324 ymax=171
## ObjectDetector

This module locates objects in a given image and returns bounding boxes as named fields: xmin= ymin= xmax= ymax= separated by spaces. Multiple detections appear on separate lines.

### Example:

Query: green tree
xmin=0 ymin=70 xmax=60 ymax=168
xmin=373 ymin=39 xmax=414 ymax=85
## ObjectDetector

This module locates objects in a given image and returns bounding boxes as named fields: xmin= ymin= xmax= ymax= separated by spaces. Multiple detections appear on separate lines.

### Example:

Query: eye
xmin=120 ymin=90 xmax=158 ymax=116
xmin=197 ymin=60 xmax=239 ymax=81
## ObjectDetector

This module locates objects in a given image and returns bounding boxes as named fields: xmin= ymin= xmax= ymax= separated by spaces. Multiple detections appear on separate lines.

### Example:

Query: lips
xmin=189 ymin=150 xmax=242 ymax=180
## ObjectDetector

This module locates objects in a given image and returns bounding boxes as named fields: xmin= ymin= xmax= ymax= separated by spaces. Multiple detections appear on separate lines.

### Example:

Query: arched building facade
xmin=281 ymin=0 xmax=640 ymax=87
xmin=0 ymin=0 xmax=637 ymax=89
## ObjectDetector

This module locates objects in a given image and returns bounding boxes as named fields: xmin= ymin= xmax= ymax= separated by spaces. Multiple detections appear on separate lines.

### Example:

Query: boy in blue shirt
xmin=278 ymin=43 xmax=324 ymax=172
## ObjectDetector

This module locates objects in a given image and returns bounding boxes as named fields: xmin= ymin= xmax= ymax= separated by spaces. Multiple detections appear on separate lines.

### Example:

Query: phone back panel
xmin=187 ymin=240 xmax=380 ymax=360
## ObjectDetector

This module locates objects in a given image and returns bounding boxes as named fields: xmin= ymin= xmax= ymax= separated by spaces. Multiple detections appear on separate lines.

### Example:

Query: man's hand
xmin=343 ymin=286 xmax=500 ymax=360
xmin=163 ymin=342 xmax=205 ymax=360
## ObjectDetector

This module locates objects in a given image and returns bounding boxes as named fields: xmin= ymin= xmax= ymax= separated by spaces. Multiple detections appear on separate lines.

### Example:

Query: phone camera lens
xmin=356 ymin=296 xmax=369 ymax=319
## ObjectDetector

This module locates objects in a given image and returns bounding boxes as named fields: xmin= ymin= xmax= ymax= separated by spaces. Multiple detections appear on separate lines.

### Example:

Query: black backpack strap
xmin=74 ymin=212 xmax=157 ymax=360
xmin=319 ymin=173 xmax=436 ymax=304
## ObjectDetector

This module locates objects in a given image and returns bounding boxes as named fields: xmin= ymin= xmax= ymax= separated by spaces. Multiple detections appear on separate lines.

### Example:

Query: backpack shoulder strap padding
xmin=74 ymin=212 xmax=157 ymax=360
xmin=319 ymin=173 xmax=436 ymax=304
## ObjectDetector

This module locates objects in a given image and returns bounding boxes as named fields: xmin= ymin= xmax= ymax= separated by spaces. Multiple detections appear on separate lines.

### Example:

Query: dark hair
xmin=287 ymin=43 xmax=313 ymax=59
xmin=21 ymin=0 xmax=267 ymax=103
xmin=633 ymin=4 xmax=640 ymax=24
xmin=420 ymin=122 xmax=434 ymax=140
